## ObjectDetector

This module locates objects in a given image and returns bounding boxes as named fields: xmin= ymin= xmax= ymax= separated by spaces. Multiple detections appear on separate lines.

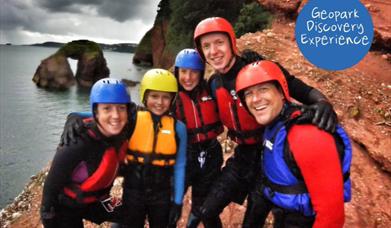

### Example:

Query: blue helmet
xmin=90 ymin=78 xmax=131 ymax=111
xmin=174 ymin=49 xmax=204 ymax=71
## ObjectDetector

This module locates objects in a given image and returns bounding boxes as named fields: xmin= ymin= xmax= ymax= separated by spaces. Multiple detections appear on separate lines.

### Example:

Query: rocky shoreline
xmin=0 ymin=169 xmax=47 ymax=227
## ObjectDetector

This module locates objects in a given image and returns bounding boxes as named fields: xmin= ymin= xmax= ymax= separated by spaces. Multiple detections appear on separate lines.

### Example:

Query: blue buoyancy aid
xmin=261 ymin=117 xmax=352 ymax=216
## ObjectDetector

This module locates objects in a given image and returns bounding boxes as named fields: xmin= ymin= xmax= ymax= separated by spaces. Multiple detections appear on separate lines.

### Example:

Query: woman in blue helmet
xmin=40 ymin=78 xmax=131 ymax=228
xmin=173 ymin=48 xmax=224 ymax=228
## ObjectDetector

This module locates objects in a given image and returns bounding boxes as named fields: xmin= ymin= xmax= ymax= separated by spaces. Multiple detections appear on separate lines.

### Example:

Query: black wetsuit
xmin=41 ymin=122 xmax=127 ymax=228
xmin=174 ymin=82 xmax=224 ymax=228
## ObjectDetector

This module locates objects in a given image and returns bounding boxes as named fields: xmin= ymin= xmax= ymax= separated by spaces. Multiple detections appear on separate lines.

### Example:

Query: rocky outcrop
xmin=258 ymin=0 xmax=301 ymax=17
xmin=133 ymin=19 xmax=172 ymax=68
xmin=32 ymin=54 xmax=75 ymax=89
xmin=362 ymin=0 xmax=391 ymax=51
xmin=151 ymin=19 xmax=173 ymax=68
xmin=133 ymin=29 xmax=154 ymax=66
xmin=258 ymin=0 xmax=391 ymax=52
xmin=32 ymin=40 xmax=110 ymax=89
xmin=133 ymin=18 xmax=171 ymax=68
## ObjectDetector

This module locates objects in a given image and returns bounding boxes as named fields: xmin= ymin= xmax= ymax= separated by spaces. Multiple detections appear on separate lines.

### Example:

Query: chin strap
xmin=222 ymin=54 xmax=236 ymax=74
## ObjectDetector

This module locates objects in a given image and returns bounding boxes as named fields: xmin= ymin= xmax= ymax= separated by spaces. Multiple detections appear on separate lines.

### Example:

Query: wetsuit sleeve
xmin=278 ymin=63 xmax=314 ymax=103
xmin=288 ymin=125 xmax=344 ymax=228
xmin=41 ymin=143 xmax=86 ymax=210
xmin=173 ymin=120 xmax=187 ymax=204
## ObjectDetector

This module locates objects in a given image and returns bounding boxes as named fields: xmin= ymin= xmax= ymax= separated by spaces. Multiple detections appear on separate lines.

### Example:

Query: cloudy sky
xmin=0 ymin=0 xmax=161 ymax=45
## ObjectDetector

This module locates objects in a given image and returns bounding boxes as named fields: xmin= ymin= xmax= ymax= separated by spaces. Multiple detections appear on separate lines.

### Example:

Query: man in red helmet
xmin=235 ymin=61 xmax=351 ymax=227
xmin=192 ymin=17 xmax=339 ymax=226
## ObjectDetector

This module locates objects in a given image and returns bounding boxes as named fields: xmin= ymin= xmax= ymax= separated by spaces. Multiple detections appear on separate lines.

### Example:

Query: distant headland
xmin=1 ymin=41 xmax=138 ymax=53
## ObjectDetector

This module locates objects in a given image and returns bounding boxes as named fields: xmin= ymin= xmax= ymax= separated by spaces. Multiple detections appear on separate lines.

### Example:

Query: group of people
xmin=41 ymin=17 xmax=352 ymax=228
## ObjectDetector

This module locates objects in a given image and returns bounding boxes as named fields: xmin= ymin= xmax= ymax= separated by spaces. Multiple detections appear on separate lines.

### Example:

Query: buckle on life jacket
xmin=100 ymin=196 xmax=122 ymax=213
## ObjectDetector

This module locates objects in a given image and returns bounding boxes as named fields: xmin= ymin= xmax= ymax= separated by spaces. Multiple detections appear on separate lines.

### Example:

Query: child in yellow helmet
xmin=118 ymin=69 xmax=187 ymax=228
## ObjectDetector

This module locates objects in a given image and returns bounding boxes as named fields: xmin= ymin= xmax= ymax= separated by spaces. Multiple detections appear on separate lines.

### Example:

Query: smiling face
xmin=243 ymin=82 xmax=285 ymax=125
xmin=199 ymin=32 xmax=235 ymax=74
xmin=178 ymin=68 xmax=201 ymax=91
xmin=145 ymin=90 xmax=174 ymax=116
xmin=95 ymin=103 xmax=128 ymax=137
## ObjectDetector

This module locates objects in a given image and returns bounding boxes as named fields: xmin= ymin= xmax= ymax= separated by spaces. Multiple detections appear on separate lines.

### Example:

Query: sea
xmin=0 ymin=45 xmax=149 ymax=209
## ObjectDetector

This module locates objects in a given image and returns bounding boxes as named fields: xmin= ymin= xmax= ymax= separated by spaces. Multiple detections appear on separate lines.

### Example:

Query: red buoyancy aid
xmin=64 ymin=136 xmax=127 ymax=204
xmin=176 ymin=90 xmax=223 ymax=143
xmin=215 ymin=85 xmax=263 ymax=145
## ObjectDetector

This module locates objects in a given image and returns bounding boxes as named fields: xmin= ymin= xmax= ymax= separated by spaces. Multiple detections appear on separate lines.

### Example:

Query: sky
xmin=0 ymin=0 xmax=161 ymax=45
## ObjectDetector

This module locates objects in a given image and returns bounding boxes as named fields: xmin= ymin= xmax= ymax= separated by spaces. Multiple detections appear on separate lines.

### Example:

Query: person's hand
xmin=241 ymin=49 xmax=264 ymax=64
xmin=40 ymin=206 xmax=56 ymax=228
xmin=60 ymin=113 xmax=86 ymax=146
xmin=167 ymin=203 xmax=182 ymax=228
xmin=302 ymin=100 xmax=337 ymax=133
xmin=193 ymin=191 xmax=228 ymax=220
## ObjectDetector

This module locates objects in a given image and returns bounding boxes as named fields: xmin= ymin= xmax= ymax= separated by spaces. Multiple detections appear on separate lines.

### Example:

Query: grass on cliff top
xmin=56 ymin=40 xmax=102 ymax=59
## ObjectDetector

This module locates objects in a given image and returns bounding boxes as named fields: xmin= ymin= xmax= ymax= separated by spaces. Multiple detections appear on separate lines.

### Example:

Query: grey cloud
xmin=37 ymin=0 xmax=103 ymax=13
xmin=0 ymin=0 xmax=58 ymax=32
xmin=0 ymin=0 xmax=32 ymax=30
xmin=1 ymin=0 xmax=159 ymax=44
xmin=37 ymin=0 xmax=159 ymax=23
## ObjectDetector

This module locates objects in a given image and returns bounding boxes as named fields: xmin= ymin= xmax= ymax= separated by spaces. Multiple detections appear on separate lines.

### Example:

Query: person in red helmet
xmin=192 ymin=17 xmax=339 ymax=227
xmin=235 ymin=61 xmax=352 ymax=227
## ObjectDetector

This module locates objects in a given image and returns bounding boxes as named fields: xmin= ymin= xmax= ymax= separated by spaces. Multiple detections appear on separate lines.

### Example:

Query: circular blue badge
xmin=295 ymin=0 xmax=374 ymax=71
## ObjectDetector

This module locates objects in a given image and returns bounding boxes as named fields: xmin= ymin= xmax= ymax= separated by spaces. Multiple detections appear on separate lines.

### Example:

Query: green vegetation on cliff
xmin=57 ymin=40 xmax=101 ymax=59
xmin=135 ymin=29 xmax=152 ymax=55
xmin=234 ymin=2 xmax=273 ymax=37
xmin=166 ymin=0 xmax=244 ymax=54
xmin=134 ymin=0 xmax=273 ymax=67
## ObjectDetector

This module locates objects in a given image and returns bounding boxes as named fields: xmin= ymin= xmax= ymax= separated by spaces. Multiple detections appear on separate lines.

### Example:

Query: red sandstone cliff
xmin=2 ymin=0 xmax=390 ymax=227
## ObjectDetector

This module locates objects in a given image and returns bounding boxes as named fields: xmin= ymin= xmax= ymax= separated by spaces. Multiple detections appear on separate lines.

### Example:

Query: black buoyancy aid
xmin=127 ymin=111 xmax=177 ymax=166
xmin=176 ymin=89 xmax=223 ymax=143
xmin=215 ymin=77 xmax=263 ymax=144
xmin=64 ymin=128 xmax=127 ymax=204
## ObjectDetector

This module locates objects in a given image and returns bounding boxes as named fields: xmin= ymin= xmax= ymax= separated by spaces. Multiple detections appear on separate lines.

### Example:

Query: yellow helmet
xmin=140 ymin=68 xmax=178 ymax=103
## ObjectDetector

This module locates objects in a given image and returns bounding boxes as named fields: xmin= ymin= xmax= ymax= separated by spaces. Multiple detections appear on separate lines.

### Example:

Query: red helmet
xmin=236 ymin=60 xmax=291 ymax=102
xmin=193 ymin=17 xmax=238 ymax=60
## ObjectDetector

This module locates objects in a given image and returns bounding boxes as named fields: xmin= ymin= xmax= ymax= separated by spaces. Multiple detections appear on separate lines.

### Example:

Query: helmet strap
xmin=218 ymin=53 xmax=236 ymax=74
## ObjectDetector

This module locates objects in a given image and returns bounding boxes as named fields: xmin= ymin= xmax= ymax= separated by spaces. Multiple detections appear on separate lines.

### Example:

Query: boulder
xmin=32 ymin=54 xmax=75 ymax=90
xmin=32 ymin=40 xmax=110 ymax=89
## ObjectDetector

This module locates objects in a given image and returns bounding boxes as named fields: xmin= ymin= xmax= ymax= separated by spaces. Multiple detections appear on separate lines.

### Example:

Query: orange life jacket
xmin=127 ymin=111 xmax=177 ymax=166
